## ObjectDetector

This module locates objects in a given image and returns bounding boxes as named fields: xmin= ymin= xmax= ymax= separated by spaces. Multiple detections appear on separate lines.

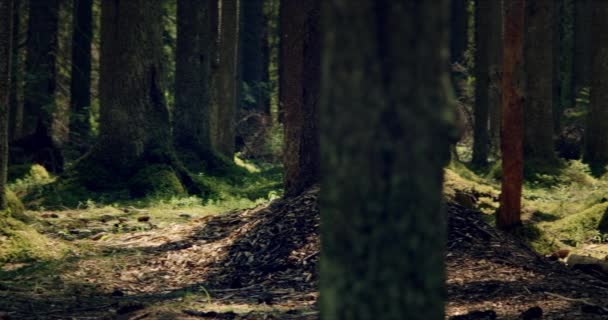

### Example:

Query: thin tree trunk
xmin=240 ymin=0 xmax=268 ymax=113
xmin=574 ymin=0 xmax=592 ymax=95
xmin=523 ymin=0 xmax=555 ymax=166
xmin=8 ymin=0 xmax=21 ymax=142
xmin=498 ymin=0 xmax=525 ymax=230
xmin=280 ymin=0 xmax=320 ymax=197
xmin=560 ymin=0 xmax=575 ymax=112
xmin=0 ymin=0 xmax=12 ymax=210
xmin=488 ymin=0 xmax=503 ymax=153
xmin=472 ymin=0 xmax=491 ymax=167
xmin=212 ymin=0 xmax=240 ymax=158
xmin=583 ymin=0 xmax=608 ymax=170
xmin=320 ymin=1 xmax=455 ymax=319
xmin=69 ymin=0 xmax=92 ymax=149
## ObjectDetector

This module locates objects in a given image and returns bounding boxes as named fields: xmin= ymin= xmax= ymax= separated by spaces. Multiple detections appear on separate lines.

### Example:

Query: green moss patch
xmin=128 ymin=165 xmax=187 ymax=198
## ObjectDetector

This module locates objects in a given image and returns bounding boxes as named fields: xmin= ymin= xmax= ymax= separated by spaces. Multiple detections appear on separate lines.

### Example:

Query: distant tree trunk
xmin=8 ymin=0 xmax=21 ymax=142
xmin=488 ymin=0 xmax=503 ymax=153
xmin=574 ymin=0 xmax=592 ymax=95
xmin=174 ymin=0 xmax=230 ymax=171
xmin=523 ymin=0 xmax=556 ymax=166
xmin=212 ymin=0 xmax=240 ymax=158
xmin=321 ymin=1 xmax=455 ymax=319
xmin=451 ymin=0 xmax=468 ymax=65
xmin=280 ymin=0 xmax=320 ymax=197
xmin=68 ymin=0 xmax=92 ymax=150
xmin=498 ymin=0 xmax=525 ymax=230
xmin=20 ymin=0 xmax=62 ymax=172
xmin=240 ymin=0 xmax=269 ymax=113
xmin=472 ymin=0 xmax=491 ymax=167
xmin=554 ymin=0 xmax=576 ymax=136
xmin=552 ymin=0 xmax=563 ymax=136
xmin=0 ymin=0 xmax=12 ymax=210
xmin=583 ymin=0 xmax=608 ymax=169
xmin=77 ymin=0 xmax=199 ymax=195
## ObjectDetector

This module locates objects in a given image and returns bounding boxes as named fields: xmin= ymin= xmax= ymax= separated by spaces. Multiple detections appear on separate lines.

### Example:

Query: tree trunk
xmin=20 ymin=0 xmax=62 ymax=172
xmin=68 ymin=0 xmax=92 ymax=149
xmin=0 ymin=0 xmax=12 ymax=210
xmin=488 ymin=0 xmax=503 ymax=154
xmin=559 ymin=0 xmax=575 ymax=112
xmin=240 ymin=0 xmax=269 ymax=113
xmin=583 ymin=0 xmax=608 ymax=171
xmin=320 ymin=1 xmax=455 ymax=319
xmin=574 ymin=0 xmax=592 ymax=95
xmin=472 ymin=0 xmax=491 ymax=167
xmin=523 ymin=0 xmax=556 ymax=166
xmin=498 ymin=0 xmax=525 ymax=230
xmin=212 ymin=0 xmax=239 ymax=158
xmin=280 ymin=0 xmax=320 ymax=197
xmin=174 ymin=0 xmax=228 ymax=171
xmin=8 ymin=0 xmax=21 ymax=142
xmin=451 ymin=0 xmax=468 ymax=65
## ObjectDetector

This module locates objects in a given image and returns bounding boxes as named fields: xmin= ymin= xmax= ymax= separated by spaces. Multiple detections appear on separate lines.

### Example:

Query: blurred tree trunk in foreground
xmin=0 ymin=0 xmax=13 ymax=210
xmin=320 ymin=1 xmax=456 ymax=319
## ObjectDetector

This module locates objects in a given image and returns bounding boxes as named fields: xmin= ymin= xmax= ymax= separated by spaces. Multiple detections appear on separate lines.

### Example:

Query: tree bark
xmin=240 ymin=0 xmax=269 ymax=113
xmin=498 ymin=0 xmax=525 ymax=230
xmin=8 ymin=0 xmax=21 ymax=142
xmin=451 ymin=0 xmax=468 ymax=65
xmin=174 ymin=0 xmax=229 ymax=171
xmin=583 ymin=0 xmax=608 ymax=170
xmin=212 ymin=0 xmax=240 ymax=158
xmin=280 ymin=0 xmax=320 ymax=197
xmin=574 ymin=0 xmax=592 ymax=95
xmin=68 ymin=0 xmax=92 ymax=149
xmin=19 ymin=0 xmax=62 ymax=172
xmin=472 ymin=0 xmax=491 ymax=167
xmin=559 ymin=0 xmax=575 ymax=113
xmin=523 ymin=0 xmax=556 ymax=166
xmin=320 ymin=1 xmax=455 ymax=319
xmin=0 ymin=0 xmax=12 ymax=210
xmin=488 ymin=0 xmax=503 ymax=153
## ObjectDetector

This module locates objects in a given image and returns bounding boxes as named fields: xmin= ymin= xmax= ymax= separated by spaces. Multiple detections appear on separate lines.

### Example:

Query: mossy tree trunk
xmin=212 ymin=0 xmax=240 ymax=159
xmin=20 ymin=0 xmax=63 ymax=173
xmin=583 ymin=0 xmax=608 ymax=170
xmin=80 ymin=0 xmax=195 ymax=195
xmin=498 ymin=0 xmax=524 ymax=230
xmin=488 ymin=0 xmax=503 ymax=154
xmin=0 ymin=0 xmax=12 ymax=210
xmin=523 ymin=0 xmax=556 ymax=167
xmin=472 ymin=0 xmax=491 ymax=167
xmin=280 ymin=0 xmax=320 ymax=197
xmin=174 ymin=0 xmax=226 ymax=171
xmin=574 ymin=0 xmax=592 ymax=95
xmin=320 ymin=1 xmax=455 ymax=319
xmin=68 ymin=0 xmax=92 ymax=150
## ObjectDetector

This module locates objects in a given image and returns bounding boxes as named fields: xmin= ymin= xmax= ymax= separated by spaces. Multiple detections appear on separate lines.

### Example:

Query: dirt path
xmin=0 ymin=189 xmax=320 ymax=320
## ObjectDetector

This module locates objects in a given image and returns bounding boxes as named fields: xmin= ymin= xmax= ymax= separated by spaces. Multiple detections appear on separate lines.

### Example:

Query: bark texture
xmin=91 ymin=0 xmax=173 ymax=177
xmin=280 ymin=0 xmax=320 ymax=197
xmin=174 ymin=0 xmax=224 ymax=169
xmin=499 ymin=0 xmax=525 ymax=230
xmin=321 ymin=1 xmax=455 ymax=319
xmin=574 ymin=0 xmax=592 ymax=94
xmin=523 ymin=0 xmax=556 ymax=166
xmin=0 ymin=0 xmax=12 ymax=210
xmin=240 ymin=0 xmax=269 ymax=113
xmin=583 ymin=0 xmax=608 ymax=169
xmin=69 ymin=0 xmax=93 ymax=147
xmin=212 ymin=0 xmax=240 ymax=158
xmin=472 ymin=0 xmax=491 ymax=167
xmin=20 ymin=0 xmax=62 ymax=172
xmin=488 ymin=0 xmax=503 ymax=152
xmin=8 ymin=0 xmax=21 ymax=142
xmin=451 ymin=0 xmax=468 ymax=65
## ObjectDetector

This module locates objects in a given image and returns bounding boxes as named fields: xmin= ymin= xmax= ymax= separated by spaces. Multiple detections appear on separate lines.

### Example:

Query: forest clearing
xmin=3 ymin=0 xmax=608 ymax=319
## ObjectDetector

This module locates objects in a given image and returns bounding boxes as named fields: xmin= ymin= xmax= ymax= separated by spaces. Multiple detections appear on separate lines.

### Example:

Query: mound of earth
xmin=447 ymin=204 xmax=608 ymax=319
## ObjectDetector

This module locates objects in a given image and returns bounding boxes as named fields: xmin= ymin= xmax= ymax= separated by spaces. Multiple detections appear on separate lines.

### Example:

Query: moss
xmin=128 ymin=165 xmax=187 ymax=198
xmin=5 ymin=189 xmax=29 ymax=222
xmin=0 ymin=216 xmax=69 ymax=263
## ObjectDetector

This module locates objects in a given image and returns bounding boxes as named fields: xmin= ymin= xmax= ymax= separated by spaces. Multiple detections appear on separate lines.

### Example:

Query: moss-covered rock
xmin=128 ymin=165 xmax=187 ymax=198
xmin=8 ymin=164 xmax=50 ymax=183
xmin=5 ymin=189 xmax=30 ymax=222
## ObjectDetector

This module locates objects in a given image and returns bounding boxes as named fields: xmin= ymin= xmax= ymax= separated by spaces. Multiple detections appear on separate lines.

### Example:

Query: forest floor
xmin=0 ymin=188 xmax=319 ymax=320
